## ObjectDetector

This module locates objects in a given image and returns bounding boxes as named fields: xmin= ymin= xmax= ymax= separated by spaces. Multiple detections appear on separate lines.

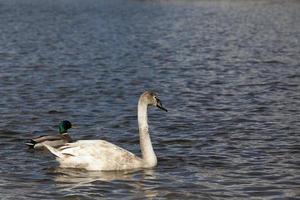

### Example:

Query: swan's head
xmin=142 ymin=91 xmax=168 ymax=112
xmin=58 ymin=120 xmax=73 ymax=134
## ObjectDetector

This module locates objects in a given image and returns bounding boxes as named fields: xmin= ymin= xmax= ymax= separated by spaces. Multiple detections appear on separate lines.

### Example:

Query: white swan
xmin=44 ymin=91 xmax=167 ymax=171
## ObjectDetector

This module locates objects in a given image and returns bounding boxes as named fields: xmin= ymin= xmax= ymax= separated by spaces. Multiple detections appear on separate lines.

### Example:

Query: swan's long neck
xmin=138 ymin=99 xmax=157 ymax=168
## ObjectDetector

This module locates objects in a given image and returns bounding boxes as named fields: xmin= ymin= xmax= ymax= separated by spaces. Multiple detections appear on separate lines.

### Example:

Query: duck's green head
xmin=58 ymin=120 xmax=73 ymax=134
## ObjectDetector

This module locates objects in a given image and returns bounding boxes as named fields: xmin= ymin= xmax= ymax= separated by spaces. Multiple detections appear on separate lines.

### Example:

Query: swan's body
xmin=45 ymin=140 xmax=143 ymax=170
xmin=26 ymin=120 xmax=73 ymax=149
xmin=44 ymin=91 xmax=167 ymax=171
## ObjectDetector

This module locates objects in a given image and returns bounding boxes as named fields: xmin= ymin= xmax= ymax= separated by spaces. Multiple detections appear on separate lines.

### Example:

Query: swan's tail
xmin=43 ymin=143 xmax=65 ymax=158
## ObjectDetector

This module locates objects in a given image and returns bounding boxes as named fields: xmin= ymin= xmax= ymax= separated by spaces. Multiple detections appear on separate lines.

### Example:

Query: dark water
xmin=0 ymin=0 xmax=300 ymax=199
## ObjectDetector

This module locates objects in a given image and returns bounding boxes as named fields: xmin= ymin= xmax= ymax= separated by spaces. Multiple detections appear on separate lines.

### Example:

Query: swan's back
xmin=52 ymin=140 xmax=143 ymax=171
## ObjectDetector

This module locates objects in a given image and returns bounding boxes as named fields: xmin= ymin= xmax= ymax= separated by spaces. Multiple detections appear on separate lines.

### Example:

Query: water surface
xmin=0 ymin=0 xmax=299 ymax=199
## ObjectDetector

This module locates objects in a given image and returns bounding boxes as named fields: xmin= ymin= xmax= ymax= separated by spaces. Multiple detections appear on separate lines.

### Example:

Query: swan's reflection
xmin=53 ymin=168 xmax=159 ymax=199
xmin=54 ymin=168 xmax=138 ymax=183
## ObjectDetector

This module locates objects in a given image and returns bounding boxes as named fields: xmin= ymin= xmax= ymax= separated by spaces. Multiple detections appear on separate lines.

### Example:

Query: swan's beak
xmin=156 ymin=98 xmax=168 ymax=112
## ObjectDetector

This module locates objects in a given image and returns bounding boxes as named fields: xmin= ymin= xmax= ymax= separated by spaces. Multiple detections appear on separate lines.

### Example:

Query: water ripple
xmin=0 ymin=0 xmax=299 ymax=199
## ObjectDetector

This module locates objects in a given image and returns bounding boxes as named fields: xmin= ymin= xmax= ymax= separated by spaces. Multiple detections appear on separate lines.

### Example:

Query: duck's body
xmin=26 ymin=134 xmax=72 ymax=149
xmin=26 ymin=121 xmax=73 ymax=149
xmin=44 ymin=91 xmax=167 ymax=171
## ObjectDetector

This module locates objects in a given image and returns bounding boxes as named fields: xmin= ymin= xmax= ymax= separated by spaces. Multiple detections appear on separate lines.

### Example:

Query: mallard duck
xmin=26 ymin=120 xmax=73 ymax=149
xmin=44 ymin=91 xmax=167 ymax=171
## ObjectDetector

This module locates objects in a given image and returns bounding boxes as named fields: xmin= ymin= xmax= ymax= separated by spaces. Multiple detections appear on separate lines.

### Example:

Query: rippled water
xmin=0 ymin=0 xmax=299 ymax=199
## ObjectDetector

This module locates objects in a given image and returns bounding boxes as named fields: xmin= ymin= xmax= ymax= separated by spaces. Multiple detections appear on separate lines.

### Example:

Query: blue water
xmin=0 ymin=0 xmax=299 ymax=199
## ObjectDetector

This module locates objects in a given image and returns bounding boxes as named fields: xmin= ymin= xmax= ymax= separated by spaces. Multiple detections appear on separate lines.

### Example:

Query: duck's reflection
xmin=53 ymin=168 xmax=159 ymax=199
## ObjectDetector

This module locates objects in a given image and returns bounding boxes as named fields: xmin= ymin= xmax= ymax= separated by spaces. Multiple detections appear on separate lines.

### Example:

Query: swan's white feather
xmin=45 ymin=140 xmax=143 ymax=171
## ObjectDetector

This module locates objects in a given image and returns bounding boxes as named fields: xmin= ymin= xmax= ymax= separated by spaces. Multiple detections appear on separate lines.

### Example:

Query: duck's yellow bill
xmin=71 ymin=125 xmax=78 ymax=128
